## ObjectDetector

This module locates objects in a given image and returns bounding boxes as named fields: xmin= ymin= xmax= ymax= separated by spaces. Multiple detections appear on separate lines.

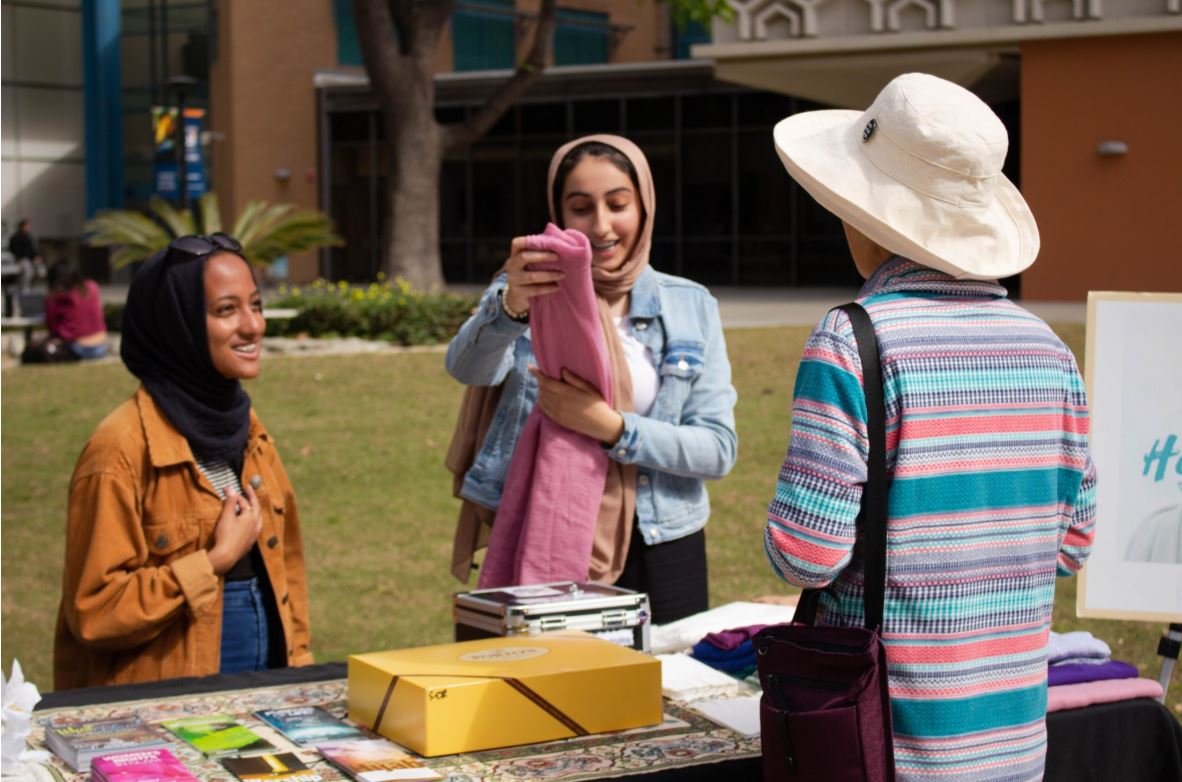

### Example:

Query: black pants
xmin=614 ymin=525 xmax=708 ymax=625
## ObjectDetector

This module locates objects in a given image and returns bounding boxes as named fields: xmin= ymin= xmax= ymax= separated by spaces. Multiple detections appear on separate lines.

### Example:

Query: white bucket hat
xmin=773 ymin=72 xmax=1038 ymax=280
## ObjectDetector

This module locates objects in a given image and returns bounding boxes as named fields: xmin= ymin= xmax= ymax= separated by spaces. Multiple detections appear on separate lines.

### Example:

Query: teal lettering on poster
xmin=1142 ymin=434 xmax=1181 ymax=482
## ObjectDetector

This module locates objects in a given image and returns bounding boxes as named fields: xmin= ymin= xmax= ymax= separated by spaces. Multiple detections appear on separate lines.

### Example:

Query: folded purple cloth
xmin=691 ymin=639 xmax=756 ymax=673
xmin=701 ymin=624 xmax=770 ymax=652
xmin=1048 ymin=659 xmax=1139 ymax=687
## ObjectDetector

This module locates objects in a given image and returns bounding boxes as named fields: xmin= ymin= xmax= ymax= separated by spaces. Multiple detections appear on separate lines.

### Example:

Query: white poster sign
xmin=1078 ymin=292 xmax=1182 ymax=621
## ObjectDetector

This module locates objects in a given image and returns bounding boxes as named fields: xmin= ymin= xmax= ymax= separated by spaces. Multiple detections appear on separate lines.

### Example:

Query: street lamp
xmin=166 ymin=75 xmax=199 ymax=210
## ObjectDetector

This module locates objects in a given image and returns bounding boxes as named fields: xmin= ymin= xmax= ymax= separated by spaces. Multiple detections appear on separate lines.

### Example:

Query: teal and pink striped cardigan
xmin=765 ymin=258 xmax=1096 ymax=782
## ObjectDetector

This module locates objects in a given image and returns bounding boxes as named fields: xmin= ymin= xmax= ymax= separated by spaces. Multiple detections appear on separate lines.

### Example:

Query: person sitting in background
xmin=45 ymin=261 xmax=109 ymax=360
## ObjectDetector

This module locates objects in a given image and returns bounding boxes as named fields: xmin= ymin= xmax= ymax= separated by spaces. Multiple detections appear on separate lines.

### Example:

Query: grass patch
xmin=1 ymin=324 xmax=1176 ymax=712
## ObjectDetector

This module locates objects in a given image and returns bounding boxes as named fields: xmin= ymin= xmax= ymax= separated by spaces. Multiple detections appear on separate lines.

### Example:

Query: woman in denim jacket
xmin=446 ymin=135 xmax=737 ymax=624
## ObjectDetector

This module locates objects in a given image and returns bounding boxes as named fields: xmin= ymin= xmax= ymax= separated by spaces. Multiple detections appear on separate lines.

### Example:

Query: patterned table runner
xmin=31 ymin=677 xmax=759 ymax=782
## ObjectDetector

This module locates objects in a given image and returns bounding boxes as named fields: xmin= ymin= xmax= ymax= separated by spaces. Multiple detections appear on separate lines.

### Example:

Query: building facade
xmin=4 ymin=1 xmax=1178 ymax=298
xmin=695 ymin=0 xmax=1182 ymax=298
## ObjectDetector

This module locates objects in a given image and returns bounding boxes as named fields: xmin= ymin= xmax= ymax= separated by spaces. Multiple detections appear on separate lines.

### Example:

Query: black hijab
xmin=120 ymin=245 xmax=253 ymax=476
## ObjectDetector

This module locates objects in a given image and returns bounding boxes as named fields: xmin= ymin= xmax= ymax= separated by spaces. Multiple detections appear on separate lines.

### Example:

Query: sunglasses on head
xmin=164 ymin=233 xmax=243 ymax=264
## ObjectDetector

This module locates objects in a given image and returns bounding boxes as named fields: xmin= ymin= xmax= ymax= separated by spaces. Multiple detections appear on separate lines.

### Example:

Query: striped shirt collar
xmin=859 ymin=256 xmax=1009 ymax=300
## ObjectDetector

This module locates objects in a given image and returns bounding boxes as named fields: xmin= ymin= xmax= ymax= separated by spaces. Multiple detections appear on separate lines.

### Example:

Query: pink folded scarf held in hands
xmin=478 ymin=224 xmax=620 ymax=587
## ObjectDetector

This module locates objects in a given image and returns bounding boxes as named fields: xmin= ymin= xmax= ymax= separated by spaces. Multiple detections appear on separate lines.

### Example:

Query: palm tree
xmin=85 ymin=192 xmax=344 ymax=269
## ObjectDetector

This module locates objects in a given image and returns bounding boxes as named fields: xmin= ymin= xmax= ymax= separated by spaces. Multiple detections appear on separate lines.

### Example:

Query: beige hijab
xmin=448 ymin=135 xmax=655 ymax=584
xmin=547 ymin=134 xmax=654 ymax=582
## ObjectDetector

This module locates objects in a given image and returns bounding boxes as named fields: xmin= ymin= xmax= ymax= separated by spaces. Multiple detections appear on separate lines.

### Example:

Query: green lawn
xmin=2 ymin=324 xmax=1177 ymax=712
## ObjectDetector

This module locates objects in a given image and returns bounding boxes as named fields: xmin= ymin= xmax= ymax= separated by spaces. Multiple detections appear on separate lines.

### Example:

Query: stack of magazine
xmin=43 ymin=717 xmax=170 ymax=772
xmin=161 ymin=714 xmax=277 ymax=758
xmin=90 ymin=749 xmax=198 ymax=782
xmin=44 ymin=705 xmax=441 ymax=782
xmin=317 ymin=738 xmax=442 ymax=782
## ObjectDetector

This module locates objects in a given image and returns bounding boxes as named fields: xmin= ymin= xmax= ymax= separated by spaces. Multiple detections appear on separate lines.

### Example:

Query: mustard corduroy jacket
xmin=54 ymin=386 xmax=314 ymax=689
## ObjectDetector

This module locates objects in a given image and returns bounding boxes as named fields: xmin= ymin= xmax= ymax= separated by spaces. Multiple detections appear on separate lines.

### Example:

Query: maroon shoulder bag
xmin=755 ymin=303 xmax=896 ymax=782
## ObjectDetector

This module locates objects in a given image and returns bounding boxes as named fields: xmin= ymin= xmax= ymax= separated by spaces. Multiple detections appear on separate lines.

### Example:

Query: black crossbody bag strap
xmin=793 ymin=302 xmax=888 ymax=631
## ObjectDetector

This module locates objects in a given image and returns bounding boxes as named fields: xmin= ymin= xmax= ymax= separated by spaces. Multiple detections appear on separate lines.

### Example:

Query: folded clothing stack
xmin=689 ymin=624 xmax=768 ymax=679
xmin=1046 ymin=629 xmax=1162 ymax=712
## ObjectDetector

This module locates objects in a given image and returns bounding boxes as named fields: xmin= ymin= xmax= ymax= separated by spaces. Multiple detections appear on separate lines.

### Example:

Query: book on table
xmin=317 ymin=738 xmax=442 ymax=782
xmin=253 ymin=706 xmax=363 ymax=747
xmin=90 ymin=748 xmax=198 ymax=782
xmin=42 ymin=717 xmax=170 ymax=772
xmin=221 ymin=752 xmax=322 ymax=782
xmin=160 ymin=714 xmax=277 ymax=758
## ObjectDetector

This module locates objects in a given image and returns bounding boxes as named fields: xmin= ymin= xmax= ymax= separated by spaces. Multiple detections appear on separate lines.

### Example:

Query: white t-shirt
xmin=614 ymin=317 xmax=658 ymax=417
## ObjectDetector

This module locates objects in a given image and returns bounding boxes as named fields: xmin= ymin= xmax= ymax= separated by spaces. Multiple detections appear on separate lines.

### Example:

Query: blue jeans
xmin=220 ymin=578 xmax=271 ymax=674
xmin=69 ymin=341 xmax=108 ymax=360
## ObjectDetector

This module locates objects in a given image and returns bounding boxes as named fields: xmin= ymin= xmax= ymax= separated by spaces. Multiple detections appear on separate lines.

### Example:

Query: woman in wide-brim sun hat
xmin=773 ymin=71 xmax=1038 ymax=279
xmin=762 ymin=73 xmax=1096 ymax=782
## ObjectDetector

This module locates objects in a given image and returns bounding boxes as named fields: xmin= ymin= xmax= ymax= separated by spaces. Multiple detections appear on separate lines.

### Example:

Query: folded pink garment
xmin=1046 ymin=677 xmax=1163 ymax=712
xmin=479 ymin=224 xmax=615 ymax=588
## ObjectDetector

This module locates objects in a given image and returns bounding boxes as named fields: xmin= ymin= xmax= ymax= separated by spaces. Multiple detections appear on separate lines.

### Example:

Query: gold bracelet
xmin=501 ymin=286 xmax=529 ymax=322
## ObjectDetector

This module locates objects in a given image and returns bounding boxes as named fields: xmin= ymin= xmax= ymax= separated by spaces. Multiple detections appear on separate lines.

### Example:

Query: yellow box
xmin=348 ymin=633 xmax=662 ymax=757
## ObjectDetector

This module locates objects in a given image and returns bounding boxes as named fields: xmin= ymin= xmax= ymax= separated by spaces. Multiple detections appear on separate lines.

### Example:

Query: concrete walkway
xmin=91 ymin=282 xmax=1086 ymax=329
xmin=3 ymin=283 xmax=1085 ymax=367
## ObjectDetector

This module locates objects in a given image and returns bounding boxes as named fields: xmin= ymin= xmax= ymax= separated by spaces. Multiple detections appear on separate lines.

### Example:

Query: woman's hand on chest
xmin=207 ymin=483 xmax=264 ymax=575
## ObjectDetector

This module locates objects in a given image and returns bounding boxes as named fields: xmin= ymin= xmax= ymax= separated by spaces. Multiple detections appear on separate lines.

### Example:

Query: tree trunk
xmin=353 ymin=0 xmax=558 ymax=289
xmin=383 ymin=110 xmax=444 ymax=290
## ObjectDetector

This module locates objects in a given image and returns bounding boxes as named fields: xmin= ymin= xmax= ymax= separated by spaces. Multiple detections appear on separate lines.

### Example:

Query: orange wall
xmin=1020 ymin=32 xmax=1182 ymax=300
xmin=210 ymin=0 xmax=337 ymax=282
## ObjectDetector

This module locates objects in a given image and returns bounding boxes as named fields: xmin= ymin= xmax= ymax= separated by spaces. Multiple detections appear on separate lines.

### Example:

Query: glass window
xmin=681 ymin=132 xmax=732 ymax=237
xmin=681 ymin=93 xmax=732 ymax=130
xmin=520 ymin=102 xmax=568 ymax=136
xmin=573 ymin=99 xmax=620 ymax=134
xmin=681 ymin=240 xmax=733 ymax=286
xmin=441 ymin=239 xmax=468 ymax=283
xmin=485 ymin=105 xmax=518 ymax=137
xmin=521 ymin=136 xmax=565 ymax=229
xmin=627 ymin=131 xmax=676 ymax=239
xmin=738 ymin=91 xmax=793 ymax=128
xmin=436 ymin=106 xmax=467 ymax=125
xmin=555 ymin=8 xmax=609 ymax=66
xmin=330 ymin=111 xmax=370 ymax=144
xmin=471 ymin=141 xmax=517 ymax=237
xmin=738 ymin=240 xmax=793 ymax=286
xmin=453 ymin=0 xmax=515 ymax=72
xmin=440 ymin=158 xmax=469 ymax=241
xmin=672 ymin=20 xmax=710 ymax=60
xmin=625 ymin=97 xmax=675 ymax=132
xmin=333 ymin=0 xmax=364 ymax=67
xmin=737 ymin=130 xmax=791 ymax=236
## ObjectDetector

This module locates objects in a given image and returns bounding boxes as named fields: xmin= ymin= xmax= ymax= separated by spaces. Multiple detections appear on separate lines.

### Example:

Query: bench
xmin=1 ymin=315 xmax=45 ymax=341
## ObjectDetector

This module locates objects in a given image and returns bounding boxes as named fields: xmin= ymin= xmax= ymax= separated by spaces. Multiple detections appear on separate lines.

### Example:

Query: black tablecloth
xmin=37 ymin=665 xmax=1182 ymax=782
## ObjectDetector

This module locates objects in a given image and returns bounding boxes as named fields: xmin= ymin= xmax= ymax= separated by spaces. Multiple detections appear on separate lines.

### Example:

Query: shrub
xmin=263 ymin=277 xmax=478 ymax=345
xmin=102 ymin=277 xmax=480 ymax=347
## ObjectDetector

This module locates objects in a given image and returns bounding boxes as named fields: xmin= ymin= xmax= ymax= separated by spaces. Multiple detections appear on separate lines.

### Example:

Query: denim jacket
xmin=445 ymin=266 xmax=738 ymax=545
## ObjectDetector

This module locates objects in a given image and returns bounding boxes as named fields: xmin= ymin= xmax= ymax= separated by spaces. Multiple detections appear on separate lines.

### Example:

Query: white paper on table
xmin=690 ymin=694 xmax=762 ymax=737
xmin=649 ymin=600 xmax=798 ymax=654
xmin=657 ymin=653 xmax=751 ymax=701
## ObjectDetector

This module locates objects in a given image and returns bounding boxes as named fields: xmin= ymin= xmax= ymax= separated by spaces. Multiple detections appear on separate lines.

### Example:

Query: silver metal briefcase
xmin=453 ymin=581 xmax=651 ymax=652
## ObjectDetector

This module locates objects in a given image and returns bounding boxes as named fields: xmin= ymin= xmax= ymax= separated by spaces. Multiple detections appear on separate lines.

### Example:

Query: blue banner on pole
xmin=152 ymin=106 xmax=206 ymax=200
xmin=152 ymin=106 xmax=179 ymax=198
xmin=183 ymin=108 xmax=207 ymax=200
